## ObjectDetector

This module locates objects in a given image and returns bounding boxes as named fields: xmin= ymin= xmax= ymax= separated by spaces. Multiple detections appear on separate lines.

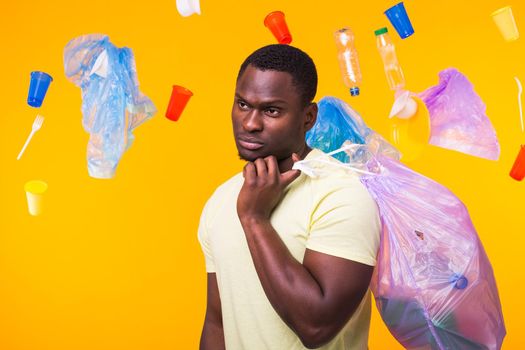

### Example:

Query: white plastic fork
xmin=17 ymin=114 xmax=44 ymax=160
xmin=515 ymin=77 xmax=523 ymax=133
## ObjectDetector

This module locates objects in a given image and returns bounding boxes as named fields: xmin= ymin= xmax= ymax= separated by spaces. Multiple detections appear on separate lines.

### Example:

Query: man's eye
xmin=238 ymin=101 xmax=249 ymax=110
xmin=265 ymin=108 xmax=280 ymax=116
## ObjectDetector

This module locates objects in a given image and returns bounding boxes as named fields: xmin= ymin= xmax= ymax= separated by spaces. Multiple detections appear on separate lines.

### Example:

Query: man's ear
xmin=304 ymin=102 xmax=318 ymax=132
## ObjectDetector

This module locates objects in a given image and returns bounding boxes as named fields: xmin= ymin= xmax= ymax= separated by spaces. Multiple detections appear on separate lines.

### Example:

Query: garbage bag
xmin=301 ymin=96 xmax=506 ymax=350
xmin=306 ymin=96 xmax=400 ymax=163
xmin=362 ymin=154 xmax=506 ymax=350
xmin=64 ymin=34 xmax=156 ymax=178
xmin=418 ymin=68 xmax=500 ymax=161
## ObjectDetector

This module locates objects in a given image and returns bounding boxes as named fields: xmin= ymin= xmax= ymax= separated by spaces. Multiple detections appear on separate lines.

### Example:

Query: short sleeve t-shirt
xmin=198 ymin=148 xmax=381 ymax=350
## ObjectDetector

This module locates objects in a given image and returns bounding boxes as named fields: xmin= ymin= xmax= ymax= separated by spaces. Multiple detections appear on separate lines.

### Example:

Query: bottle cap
xmin=374 ymin=27 xmax=388 ymax=36
xmin=450 ymin=274 xmax=469 ymax=290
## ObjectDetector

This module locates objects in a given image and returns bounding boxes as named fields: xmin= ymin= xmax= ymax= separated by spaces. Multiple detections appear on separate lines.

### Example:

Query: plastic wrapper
xmin=418 ymin=68 xmax=500 ymax=160
xmin=302 ymin=96 xmax=505 ymax=350
xmin=64 ymin=34 xmax=156 ymax=178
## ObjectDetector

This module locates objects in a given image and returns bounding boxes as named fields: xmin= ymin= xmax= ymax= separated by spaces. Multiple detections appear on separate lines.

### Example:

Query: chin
xmin=237 ymin=146 xmax=272 ymax=161
xmin=238 ymin=149 xmax=291 ymax=163
xmin=237 ymin=150 xmax=260 ymax=162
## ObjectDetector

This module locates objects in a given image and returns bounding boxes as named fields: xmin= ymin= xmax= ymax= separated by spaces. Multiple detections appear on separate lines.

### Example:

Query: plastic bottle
xmin=375 ymin=27 xmax=405 ymax=91
xmin=334 ymin=27 xmax=362 ymax=96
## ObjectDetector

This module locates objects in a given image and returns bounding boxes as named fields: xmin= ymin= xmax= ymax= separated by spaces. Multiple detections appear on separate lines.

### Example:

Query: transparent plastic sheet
xmin=300 ymin=96 xmax=505 ymax=350
xmin=418 ymin=68 xmax=500 ymax=161
xmin=64 ymin=34 xmax=156 ymax=178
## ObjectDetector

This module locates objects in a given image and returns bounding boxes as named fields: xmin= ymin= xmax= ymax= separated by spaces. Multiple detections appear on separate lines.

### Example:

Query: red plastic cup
xmin=510 ymin=144 xmax=525 ymax=181
xmin=264 ymin=11 xmax=292 ymax=44
xmin=165 ymin=85 xmax=193 ymax=122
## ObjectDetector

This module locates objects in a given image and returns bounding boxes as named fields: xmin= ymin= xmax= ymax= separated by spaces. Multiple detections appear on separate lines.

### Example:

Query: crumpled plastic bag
xmin=301 ymin=96 xmax=506 ymax=350
xmin=64 ymin=34 xmax=156 ymax=178
xmin=306 ymin=96 xmax=400 ymax=163
xmin=418 ymin=68 xmax=500 ymax=160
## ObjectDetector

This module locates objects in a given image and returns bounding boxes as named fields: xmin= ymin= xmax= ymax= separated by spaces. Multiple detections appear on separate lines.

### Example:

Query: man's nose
xmin=242 ymin=110 xmax=263 ymax=132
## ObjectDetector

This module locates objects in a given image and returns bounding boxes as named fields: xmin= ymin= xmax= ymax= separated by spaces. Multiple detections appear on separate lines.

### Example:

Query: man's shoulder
xmin=313 ymin=172 xmax=373 ymax=208
xmin=307 ymin=149 xmax=366 ymax=186
xmin=214 ymin=171 xmax=244 ymax=196
xmin=305 ymin=149 xmax=375 ymax=205
xmin=203 ymin=172 xmax=244 ymax=213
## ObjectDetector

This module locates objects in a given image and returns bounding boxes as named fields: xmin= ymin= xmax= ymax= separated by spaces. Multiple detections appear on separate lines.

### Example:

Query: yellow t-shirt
xmin=198 ymin=148 xmax=381 ymax=350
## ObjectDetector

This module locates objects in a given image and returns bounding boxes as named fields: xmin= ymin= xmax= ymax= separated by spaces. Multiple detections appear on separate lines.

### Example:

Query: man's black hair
xmin=237 ymin=44 xmax=318 ymax=107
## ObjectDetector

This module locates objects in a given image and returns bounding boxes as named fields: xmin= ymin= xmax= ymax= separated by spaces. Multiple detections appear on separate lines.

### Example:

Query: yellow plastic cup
xmin=491 ymin=6 xmax=519 ymax=42
xmin=388 ymin=96 xmax=431 ymax=162
xmin=24 ymin=180 xmax=48 ymax=216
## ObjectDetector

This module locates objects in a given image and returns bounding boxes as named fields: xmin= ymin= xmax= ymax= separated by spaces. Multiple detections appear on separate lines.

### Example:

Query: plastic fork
xmin=515 ymin=76 xmax=523 ymax=133
xmin=17 ymin=114 xmax=44 ymax=160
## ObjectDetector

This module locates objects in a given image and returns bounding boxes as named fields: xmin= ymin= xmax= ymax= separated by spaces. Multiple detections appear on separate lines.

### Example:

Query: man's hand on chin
xmin=237 ymin=153 xmax=301 ymax=224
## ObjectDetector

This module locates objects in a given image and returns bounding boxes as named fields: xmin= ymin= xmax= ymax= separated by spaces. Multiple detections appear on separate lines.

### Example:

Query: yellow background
xmin=0 ymin=0 xmax=522 ymax=348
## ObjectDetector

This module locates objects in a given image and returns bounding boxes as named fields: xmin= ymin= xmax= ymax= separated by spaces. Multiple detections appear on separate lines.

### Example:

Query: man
xmin=198 ymin=44 xmax=380 ymax=350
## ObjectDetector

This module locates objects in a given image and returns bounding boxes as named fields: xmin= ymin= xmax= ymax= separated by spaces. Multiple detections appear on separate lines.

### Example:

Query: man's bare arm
xmin=200 ymin=273 xmax=225 ymax=350
xmin=240 ymin=217 xmax=373 ymax=349
xmin=237 ymin=155 xmax=374 ymax=348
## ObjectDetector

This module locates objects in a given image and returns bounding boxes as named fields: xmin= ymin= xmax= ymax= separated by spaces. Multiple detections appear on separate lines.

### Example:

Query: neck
xmin=278 ymin=144 xmax=312 ymax=173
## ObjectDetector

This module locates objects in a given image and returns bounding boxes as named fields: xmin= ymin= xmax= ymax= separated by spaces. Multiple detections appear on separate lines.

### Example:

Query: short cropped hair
xmin=237 ymin=44 xmax=318 ymax=107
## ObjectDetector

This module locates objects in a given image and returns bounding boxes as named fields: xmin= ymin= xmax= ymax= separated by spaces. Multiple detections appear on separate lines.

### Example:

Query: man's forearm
xmin=200 ymin=319 xmax=225 ymax=350
xmin=239 ymin=216 xmax=331 ymax=339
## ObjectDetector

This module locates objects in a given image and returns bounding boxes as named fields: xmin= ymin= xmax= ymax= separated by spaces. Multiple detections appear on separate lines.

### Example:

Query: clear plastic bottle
xmin=375 ymin=27 xmax=405 ymax=91
xmin=334 ymin=27 xmax=362 ymax=97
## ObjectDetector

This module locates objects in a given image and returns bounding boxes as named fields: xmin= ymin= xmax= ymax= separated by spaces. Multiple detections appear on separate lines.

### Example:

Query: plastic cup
xmin=24 ymin=180 xmax=48 ymax=216
xmin=264 ymin=11 xmax=293 ymax=44
xmin=165 ymin=85 xmax=193 ymax=122
xmin=491 ymin=6 xmax=519 ymax=42
xmin=27 ymin=71 xmax=53 ymax=108
xmin=389 ymin=96 xmax=430 ymax=162
xmin=384 ymin=2 xmax=414 ymax=39
xmin=389 ymin=91 xmax=418 ymax=119
xmin=175 ymin=0 xmax=201 ymax=17
xmin=510 ymin=145 xmax=525 ymax=181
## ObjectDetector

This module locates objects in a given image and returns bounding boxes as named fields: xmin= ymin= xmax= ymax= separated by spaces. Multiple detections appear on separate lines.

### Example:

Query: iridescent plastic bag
xmin=301 ymin=96 xmax=505 ymax=350
xmin=64 ymin=34 xmax=156 ymax=179
xmin=361 ymin=155 xmax=505 ymax=350
xmin=418 ymin=68 xmax=500 ymax=160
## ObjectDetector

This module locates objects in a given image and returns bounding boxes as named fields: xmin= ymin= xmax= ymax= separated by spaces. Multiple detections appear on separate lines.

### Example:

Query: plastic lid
xmin=349 ymin=87 xmax=360 ymax=96
xmin=374 ymin=27 xmax=388 ymax=36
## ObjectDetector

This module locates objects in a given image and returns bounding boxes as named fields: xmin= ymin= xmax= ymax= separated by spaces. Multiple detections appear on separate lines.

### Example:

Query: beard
xmin=238 ymin=151 xmax=258 ymax=162
xmin=238 ymin=152 xmax=249 ymax=161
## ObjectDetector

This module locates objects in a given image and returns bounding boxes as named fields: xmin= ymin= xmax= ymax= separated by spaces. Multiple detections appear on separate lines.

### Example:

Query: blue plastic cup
xmin=384 ymin=2 xmax=414 ymax=39
xmin=27 ymin=71 xmax=53 ymax=108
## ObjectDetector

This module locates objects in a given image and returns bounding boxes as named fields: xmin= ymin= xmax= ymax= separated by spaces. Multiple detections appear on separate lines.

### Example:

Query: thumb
xmin=280 ymin=168 xmax=301 ymax=187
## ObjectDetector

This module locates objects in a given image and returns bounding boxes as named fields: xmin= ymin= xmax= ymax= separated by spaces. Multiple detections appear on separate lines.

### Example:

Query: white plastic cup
xmin=389 ymin=91 xmax=418 ymax=119
xmin=176 ymin=0 xmax=201 ymax=17
xmin=25 ymin=180 xmax=48 ymax=216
